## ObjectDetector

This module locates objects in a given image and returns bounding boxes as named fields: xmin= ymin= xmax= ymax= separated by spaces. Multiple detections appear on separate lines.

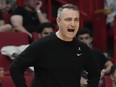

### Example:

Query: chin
xmin=68 ymin=34 xmax=75 ymax=38
xmin=67 ymin=36 xmax=74 ymax=39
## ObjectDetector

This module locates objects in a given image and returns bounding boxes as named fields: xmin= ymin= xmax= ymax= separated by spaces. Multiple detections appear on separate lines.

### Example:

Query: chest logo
xmin=77 ymin=47 xmax=82 ymax=56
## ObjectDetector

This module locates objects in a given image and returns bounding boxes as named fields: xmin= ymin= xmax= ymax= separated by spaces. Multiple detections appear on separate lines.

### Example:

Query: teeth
xmin=68 ymin=29 xmax=74 ymax=32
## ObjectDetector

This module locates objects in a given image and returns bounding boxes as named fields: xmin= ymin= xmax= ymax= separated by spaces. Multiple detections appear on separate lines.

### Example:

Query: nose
xmin=70 ymin=21 xmax=75 ymax=26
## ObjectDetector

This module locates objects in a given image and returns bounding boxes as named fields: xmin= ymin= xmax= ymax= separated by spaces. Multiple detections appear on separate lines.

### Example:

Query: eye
xmin=74 ymin=18 xmax=79 ymax=21
xmin=65 ymin=18 xmax=72 ymax=21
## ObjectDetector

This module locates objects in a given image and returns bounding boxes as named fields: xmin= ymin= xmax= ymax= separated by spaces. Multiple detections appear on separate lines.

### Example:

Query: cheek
xmin=60 ymin=22 xmax=67 ymax=29
xmin=75 ymin=23 xmax=79 ymax=28
xmin=75 ymin=28 xmax=79 ymax=32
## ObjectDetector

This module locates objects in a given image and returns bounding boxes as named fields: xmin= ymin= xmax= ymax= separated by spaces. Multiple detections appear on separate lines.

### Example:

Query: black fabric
xmin=11 ymin=7 xmax=40 ymax=33
xmin=0 ymin=11 xmax=3 ymax=20
xmin=81 ymin=49 xmax=108 ymax=79
xmin=10 ymin=33 xmax=100 ymax=87
xmin=92 ymin=50 xmax=108 ymax=70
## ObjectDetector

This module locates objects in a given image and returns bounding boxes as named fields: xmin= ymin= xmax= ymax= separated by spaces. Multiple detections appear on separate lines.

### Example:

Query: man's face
xmin=78 ymin=34 xmax=92 ymax=47
xmin=57 ymin=8 xmax=79 ymax=41
xmin=40 ymin=27 xmax=54 ymax=38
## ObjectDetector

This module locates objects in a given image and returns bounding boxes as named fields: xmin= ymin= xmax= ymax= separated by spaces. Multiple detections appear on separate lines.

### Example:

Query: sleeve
xmin=10 ymin=41 xmax=43 ymax=87
xmin=100 ymin=52 xmax=109 ymax=66
xmin=11 ymin=7 xmax=24 ymax=16
xmin=84 ymin=47 xmax=100 ymax=87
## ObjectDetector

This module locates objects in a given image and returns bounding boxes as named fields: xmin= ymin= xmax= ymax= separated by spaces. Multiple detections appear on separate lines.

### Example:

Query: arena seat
xmin=0 ymin=74 xmax=33 ymax=87
xmin=0 ymin=32 xmax=30 ymax=49
xmin=0 ymin=32 xmax=30 ymax=71
xmin=0 ymin=55 xmax=11 ymax=72
xmin=0 ymin=76 xmax=15 ymax=87
xmin=102 ymin=76 xmax=112 ymax=87
xmin=32 ymin=32 xmax=40 ymax=42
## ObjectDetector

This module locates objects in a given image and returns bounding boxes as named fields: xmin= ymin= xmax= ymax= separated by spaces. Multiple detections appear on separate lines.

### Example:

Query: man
xmin=10 ymin=0 xmax=49 ymax=37
xmin=76 ymin=28 xmax=113 ymax=87
xmin=10 ymin=4 xmax=100 ymax=87
xmin=110 ymin=64 xmax=116 ymax=87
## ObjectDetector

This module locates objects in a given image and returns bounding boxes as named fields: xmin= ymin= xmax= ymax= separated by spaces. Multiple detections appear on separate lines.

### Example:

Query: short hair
xmin=76 ymin=27 xmax=92 ymax=38
xmin=110 ymin=64 xmax=116 ymax=74
xmin=38 ymin=22 xmax=54 ymax=33
xmin=57 ymin=4 xmax=80 ymax=17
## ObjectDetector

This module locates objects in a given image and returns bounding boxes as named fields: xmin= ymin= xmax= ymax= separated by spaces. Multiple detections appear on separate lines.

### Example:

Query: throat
xmin=56 ymin=31 xmax=73 ymax=41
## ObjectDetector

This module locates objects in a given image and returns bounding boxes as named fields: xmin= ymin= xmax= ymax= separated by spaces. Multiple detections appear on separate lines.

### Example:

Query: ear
xmin=56 ymin=17 xmax=61 ymax=26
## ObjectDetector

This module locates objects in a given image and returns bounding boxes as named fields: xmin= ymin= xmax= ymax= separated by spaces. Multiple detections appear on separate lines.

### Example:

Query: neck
xmin=56 ymin=31 xmax=73 ymax=41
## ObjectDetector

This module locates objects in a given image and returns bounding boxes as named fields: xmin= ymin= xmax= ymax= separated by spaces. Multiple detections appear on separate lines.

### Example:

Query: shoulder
xmin=31 ymin=33 xmax=56 ymax=46
xmin=92 ymin=49 xmax=108 ymax=60
xmin=12 ymin=7 xmax=25 ymax=15
xmin=92 ymin=49 xmax=105 ymax=56
xmin=75 ymin=38 xmax=91 ymax=51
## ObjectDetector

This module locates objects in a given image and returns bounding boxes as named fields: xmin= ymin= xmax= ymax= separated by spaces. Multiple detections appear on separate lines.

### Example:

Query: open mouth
xmin=68 ymin=29 xmax=75 ymax=32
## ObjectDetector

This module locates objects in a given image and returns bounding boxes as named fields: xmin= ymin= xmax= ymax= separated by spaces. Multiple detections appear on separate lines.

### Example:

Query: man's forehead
xmin=60 ymin=9 xmax=79 ymax=18
xmin=62 ymin=8 xmax=79 ymax=12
